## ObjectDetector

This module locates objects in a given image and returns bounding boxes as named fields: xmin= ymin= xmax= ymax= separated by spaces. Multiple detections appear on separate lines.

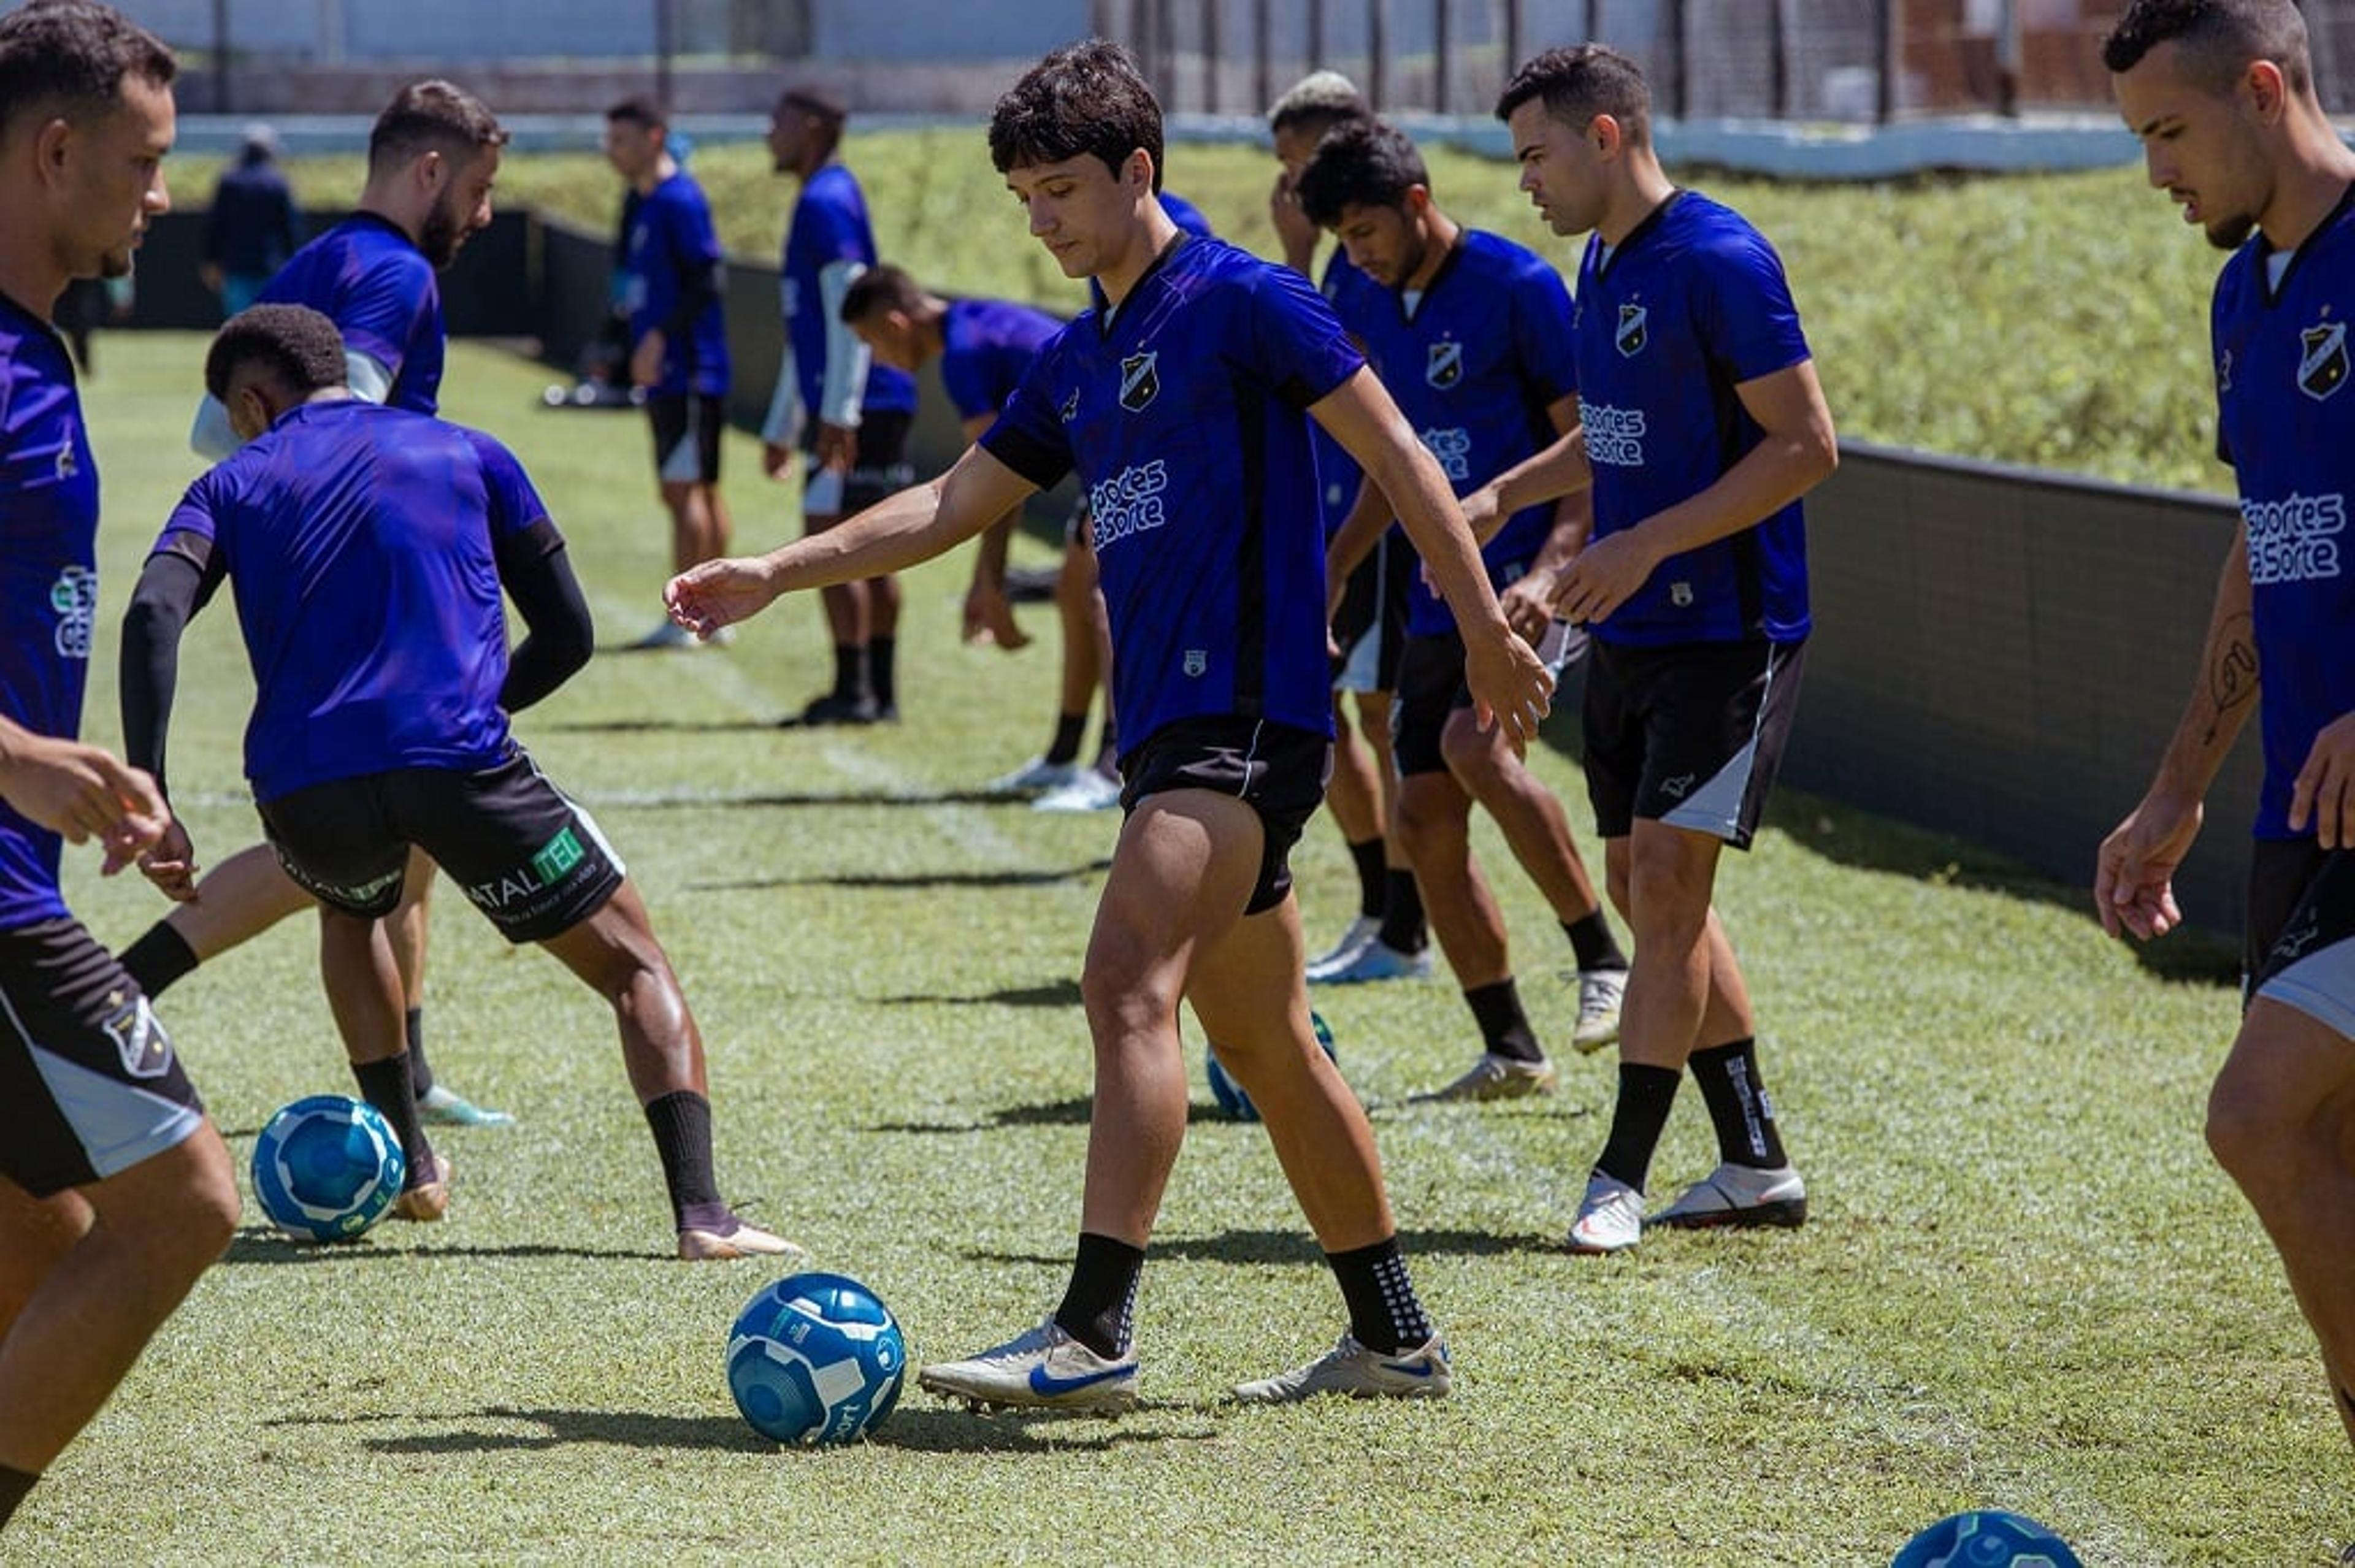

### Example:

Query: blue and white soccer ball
xmin=1206 ymin=1012 xmax=1337 ymax=1122
xmin=1890 ymin=1510 xmax=2083 ymax=1567
xmin=250 ymin=1093 xmax=405 ymax=1242
xmin=727 ymin=1271 xmax=906 ymax=1445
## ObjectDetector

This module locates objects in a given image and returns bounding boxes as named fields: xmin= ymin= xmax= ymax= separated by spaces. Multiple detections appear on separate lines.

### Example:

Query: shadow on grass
xmin=221 ymin=1230 xmax=656 ymax=1265
xmin=591 ymin=787 xmax=1021 ymax=811
xmin=691 ymin=860 xmax=1109 ymax=894
xmin=873 ymin=1095 xmax=1259 ymax=1134
xmin=873 ymin=978 xmax=1084 ymax=1010
xmin=966 ymin=1226 xmax=1558 ymax=1269
xmin=870 ymin=1405 xmax=1217 ymax=1453
xmin=544 ymin=715 xmax=781 ymax=732
xmin=347 ymin=1405 xmax=774 ymax=1455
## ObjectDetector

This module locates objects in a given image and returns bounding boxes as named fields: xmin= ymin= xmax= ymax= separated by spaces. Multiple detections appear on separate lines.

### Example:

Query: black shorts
xmin=1391 ymin=630 xmax=1474 ymax=779
xmin=649 ymin=392 xmax=726 ymax=486
xmin=1120 ymin=716 xmax=1332 ymax=917
xmin=1331 ymin=530 xmax=1411 ymax=694
xmin=803 ymin=408 xmax=915 ymax=517
xmin=259 ymin=747 xmax=627 ymax=944
xmin=2246 ymin=841 xmax=2355 ymax=1037
xmin=0 ymin=917 xmax=204 ymax=1198
xmin=1584 ymin=637 xmax=1806 ymax=849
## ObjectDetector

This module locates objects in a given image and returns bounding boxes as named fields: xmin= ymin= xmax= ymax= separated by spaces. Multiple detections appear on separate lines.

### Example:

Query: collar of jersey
xmin=1593 ymin=187 xmax=1687 ymax=283
xmin=2254 ymin=179 xmax=2355 ymax=307
xmin=1093 ymin=229 xmax=1193 ymax=338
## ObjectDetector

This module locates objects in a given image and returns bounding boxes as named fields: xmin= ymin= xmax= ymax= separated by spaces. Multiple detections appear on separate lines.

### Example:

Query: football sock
xmin=870 ymin=636 xmax=897 ymax=713
xmin=404 ymin=1007 xmax=434 ymax=1100
xmin=1688 ymin=1038 xmax=1788 ymax=1169
xmin=830 ymin=644 xmax=868 ymax=702
xmin=1347 ymin=838 xmax=1387 ymax=920
xmin=1377 ymin=868 xmax=1427 ymax=954
xmin=1045 ymin=712 xmax=1087 ymax=767
xmin=117 ymin=921 xmax=198 ymax=1000
xmin=1054 ymin=1231 xmax=1144 ymax=1360
xmin=643 ymin=1090 xmax=724 ymax=1228
xmin=351 ymin=1055 xmax=435 ymax=1187
xmin=1325 ymin=1235 xmax=1433 ymax=1355
xmin=1563 ymin=909 xmax=1628 ymax=973
xmin=1463 ymin=979 xmax=1544 ymax=1065
xmin=0 ymin=1465 xmax=38 ymax=1528
xmin=1595 ymin=1063 xmax=1681 ymax=1191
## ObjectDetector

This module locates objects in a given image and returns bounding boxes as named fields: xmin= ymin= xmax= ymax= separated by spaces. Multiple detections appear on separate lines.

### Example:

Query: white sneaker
xmin=1412 ymin=1052 xmax=1556 ymax=1103
xmin=1571 ymin=969 xmax=1626 ymax=1054
xmin=916 ymin=1318 xmax=1139 ymax=1412
xmin=1567 ymin=1171 xmax=1645 ymax=1253
xmin=1651 ymin=1162 xmax=1808 ymax=1231
xmin=1307 ymin=937 xmax=1433 ymax=985
xmin=1304 ymin=913 xmax=1382 ymax=978
xmin=676 ymin=1218 xmax=807 ymax=1263
xmin=1233 ymin=1333 xmax=1452 ymax=1403
xmin=417 ymin=1082 xmax=516 ymax=1128
xmin=1031 ymin=770 xmax=1123 ymax=813
xmin=632 ymin=619 xmax=695 ymax=650
xmin=982 ymin=756 xmax=1081 ymax=797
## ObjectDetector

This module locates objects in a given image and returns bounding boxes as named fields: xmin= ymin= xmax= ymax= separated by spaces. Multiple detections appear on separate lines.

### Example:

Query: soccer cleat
xmin=795 ymin=692 xmax=879 ymax=727
xmin=389 ymin=1152 xmax=453 ymax=1223
xmin=1650 ymin=1161 xmax=1809 ymax=1231
xmin=1566 ymin=1171 xmax=1644 ymax=1254
xmin=1306 ymin=937 xmax=1433 ymax=986
xmin=1571 ymin=968 xmax=1626 ymax=1054
xmin=676 ymin=1215 xmax=806 ymax=1263
xmin=982 ymin=756 xmax=1082 ymax=796
xmin=1304 ymin=913 xmax=1382 ymax=979
xmin=916 ymin=1318 xmax=1139 ymax=1413
xmin=1412 ymin=1052 xmax=1557 ymax=1103
xmin=416 ymin=1082 xmax=516 ymax=1128
xmin=1232 ymin=1334 xmax=1452 ymax=1403
xmin=1030 ymin=769 xmax=1123 ymax=813
xmin=632 ymin=619 xmax=695 ymax=651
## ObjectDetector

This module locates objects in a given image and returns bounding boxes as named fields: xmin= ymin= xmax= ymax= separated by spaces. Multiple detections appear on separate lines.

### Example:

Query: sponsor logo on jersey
xmin=55 ymin=416 xmax=77 ymax=481
xmin=2300 ymin=319 xmax=2349 ymax=400
xmin=1426 ymin=338 xmax=1464 ymax=389
xmin=2218 ymin=348 xmax=2234 ymax=394
xmin=1580 ymin=400 xmax=1647 ymax=468
xmin=48 ymin=565 xmax=96 ymax=660
xmin=1059 ymin=388 xmax=1081 ymax=423
xmin=2243 ymin=490 xmax=2345 ymax=585
xmin=1418 ymin=426 xmax=1472 ymax=482
xmin=1088 ymin=459 xmax=1170 ymax=549
xmin=1118 ymin=350 xmax=1160 ymax=412
xmin=1615 ymin=302 xmax=1648 ymax=358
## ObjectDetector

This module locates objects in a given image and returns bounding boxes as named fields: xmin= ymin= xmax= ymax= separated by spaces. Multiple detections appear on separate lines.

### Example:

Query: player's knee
xmin=1623 ymin=846 xmax=1712 ymax=942
xmin=1079 ymin=965 xmax=1178 ymax=1047
xmin=2205 ymin=1057 xmax=2304 ymax=1190
xmin=1392 ymin=777 xmax=1463 ymax=851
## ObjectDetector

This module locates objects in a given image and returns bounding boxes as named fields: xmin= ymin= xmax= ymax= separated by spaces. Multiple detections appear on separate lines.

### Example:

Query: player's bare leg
xmin=803 ymin=508 xmax=878 ymax=722
xmin=0 ymin=1180 xmax=88 ymax=1352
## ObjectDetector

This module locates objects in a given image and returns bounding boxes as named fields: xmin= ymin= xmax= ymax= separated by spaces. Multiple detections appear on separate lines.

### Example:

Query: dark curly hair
xmin=1295 ymin=120 xmax=1430 ymax=228
xmin=1495 ymin=44 xmax=1651 ymax=147
xmin=205 ymin=305 xmax=350 ymax=403
xmin=989 ymin=39 xmax=1163 ymax=193
xmin=369 ymin=78 xmax=507 ymax=176
xmin=2102 ymin=0 xmax=2311 ymax=98
xmin=0 ymin=1 xmax=175 ymax=146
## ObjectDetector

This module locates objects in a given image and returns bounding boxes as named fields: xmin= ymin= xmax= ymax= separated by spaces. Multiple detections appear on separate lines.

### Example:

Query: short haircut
xmin=368 ymin=80 xmax=507 ymax=175
xmin=1267 ymin=69 xmax=1370 ymax=138
xmin=840 ymin=262 xmax=924 ymax=324
xmin=0 ymin=0 xmax=175 ymax=147
xmin=779 ymin=86 xmax=846 ymax=124
xmin=606 ymin=94 xmax=665 ymax=131
xmin=2101 ymin=0 xmax=2313 ymax=98
xmin=1295 ymin=120 xmax=1430 ymax=228
xmin=990 ymin=39 xmax=1164 ymax=193
xmin=204 ymin=305 xmax=349 ymax=402
xmin=1495 ymin=44 xmax=1652 ymax=146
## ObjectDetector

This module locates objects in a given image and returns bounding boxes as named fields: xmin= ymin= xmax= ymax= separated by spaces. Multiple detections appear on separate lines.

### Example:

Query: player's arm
xmin=0 ymin=717 xmax=167 ymax=877
xmin=957 ymin=413 xmax=1032 ymax=651
xmin=1457 ymin=427 xmax=1595 ymax=543
xmin=494 ymin=520 xmax=594 ymax=713
xmin=760 ymin=344 xmax=805 ymax=478
xmin=117 ymin=531 xmax=226 ymax=896
xmin=1496 ymin=397 xmax=1592 ymax=641
xmin=812 ymin=259 xmax=874 ymax=472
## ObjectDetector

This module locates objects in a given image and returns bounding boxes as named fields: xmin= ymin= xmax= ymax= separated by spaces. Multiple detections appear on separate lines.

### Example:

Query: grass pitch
xmin=4 ymin=335 xmax=2340 ymax=1566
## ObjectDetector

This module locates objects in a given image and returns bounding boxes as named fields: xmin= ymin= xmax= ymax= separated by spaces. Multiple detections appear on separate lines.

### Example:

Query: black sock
xmin=870 ymin=636 xmax=897 ymax=711
xmin=1045 ymin=711 xmax=1087 ymax=766
xmin=1595 ymin=1063 xmax=1681 ymax=1192
xmin=1325 ymin=1234 xmax=1433 ymax=1354
xmin=404 ymin=1008 xmax=435 ymax=1100
xmin=1376 ymin=868 xmax=1427 ymax=953
xmin=1054 ymin=1231 xmax=1144 ymax=1360
xmin=1463 ymin=979 xmax=1544 ymax=1064
xmin=118 ymin=922 xmax=198 ymax=999
xmin=1563 ymin=909 xmax=1628 ymax=973
xmin=830 ymin=644 xmax=868 ymax=702
xmin=0 ymin=1464 xmax=38 ymax=1529
xmin=1688 ymin=1038 xmax=1788 ymax=1169
xmin=643 ymin=1090 xmax=724 ymax=1230
xmin=351 ymin=1055 xmax=435 ymax=1188
xmin=1347 ymin=838 xmax=1387 ymax=920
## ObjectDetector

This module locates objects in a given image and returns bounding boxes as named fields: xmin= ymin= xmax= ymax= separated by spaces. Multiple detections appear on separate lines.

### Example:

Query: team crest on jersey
xmin=1182 ymin=648 xmax=1207 ymax=677
xmin=1615 ymin=303 xmax=1648 ymax=358
xmin=102 ymin=992 xmax=173 ymax=1080
xmin=1119 ymin=351 xmax=1160 ymax=412
xmin=2300 ymin=319 xmax=2349 ymax=400
xmin=1426 ymin=339 xmax=1464 ymax=389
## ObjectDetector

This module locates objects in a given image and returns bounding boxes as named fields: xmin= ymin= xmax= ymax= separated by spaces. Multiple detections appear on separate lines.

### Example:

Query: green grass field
xmin=4 ymin=334 xmax=2340 ymax=1566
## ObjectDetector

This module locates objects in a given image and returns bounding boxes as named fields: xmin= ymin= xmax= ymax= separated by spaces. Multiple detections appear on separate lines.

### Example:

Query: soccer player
xmin=761 ymin=87 xmax=919 ymax=724
xmin=604 ymin=96 xmax=733 ymax=649
xmin=198 ymin=123 xmax=297 ymax=318
xmin=0 ymin=3 xmax=239 ymax=1532
xmin=669 ymin=40 xmax=1552 ymax=1408
xmin=121 ymin=304 xmax=796 ymax=1263
xmin=1300 ymin=120 xmax=1628 ymax=1100
xmin=1466 ymin=47 xmax=1837 ymax=1251
xmin=2100 ymin=0 xmax=2355 ymax=1456
xmin=129 ymin=78 xmax=514 ymax=1128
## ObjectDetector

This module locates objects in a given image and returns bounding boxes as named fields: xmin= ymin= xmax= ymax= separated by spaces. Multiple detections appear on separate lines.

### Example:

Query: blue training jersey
xmin=1311 ymin=248 xmax=1378 ymax=537
xmin=938 ymin=297 xmax=1062 ymax=422
xmin=152 ymin=400 xmax=551 ymax=802
xmin=982 ymin=235 xmax=1363 ymax=753
xmin=0 ymin=293 xmax=102 ymax=930
xmin=258 ymin=213 xmax=445 ymax=415
xmin=1569 ymin=190 xmax=1813 ymax=646
xmin=783 ymin=163 xmax=916 ymax=417
xmin=1334 ymin=229 xmax=1576 ymax=635
xmin=622 ymin=169 xmax=731 ymax=398
xmin=2212 ymin=183 xmax=2355 ymax=840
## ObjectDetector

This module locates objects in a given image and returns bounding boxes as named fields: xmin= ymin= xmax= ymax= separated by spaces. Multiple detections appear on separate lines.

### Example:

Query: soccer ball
xmin=1206 ymin=1012 xmax=1337 ymax=1122
xmin=1889 ymin=1510 xmax=2083 ymax=1567
xmin=249 ymin=1094 xmax=405 ymax=1242
xmin=727 ymin=1271 xmax=906 ymax=1445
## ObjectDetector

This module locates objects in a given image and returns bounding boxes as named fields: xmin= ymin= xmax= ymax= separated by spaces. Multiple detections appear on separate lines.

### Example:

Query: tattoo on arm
xmin=2202 ymin=613 xmax=2258 ymax=746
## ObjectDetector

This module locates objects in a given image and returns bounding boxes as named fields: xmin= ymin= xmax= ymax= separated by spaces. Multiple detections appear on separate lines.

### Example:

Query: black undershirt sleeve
xmin=494 ymin=518 xmax=594 ymax=713
xmin=118 ymin=543 xmax=221 ymax=800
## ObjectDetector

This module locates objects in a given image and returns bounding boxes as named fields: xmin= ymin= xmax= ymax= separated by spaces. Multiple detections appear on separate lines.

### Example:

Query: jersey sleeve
xmin=335 ymin=250 xmax=437 ymax=383
xmin=155 ymin=470 xmax=226 ymax=567
xmin=978 ymin=335 xmax=1075 ymax=491
xmin=1245 ymin=262 xmax=1365 ymax=408
xmin=938 ymin=346 xmax=1001 ymax=423
xmin=1511 ymin=256 xmax=1580 ymax=407
xmin=1693 ymin=232 xmax=1812 ymax=386
xmin=464 ymin=429 xmax=558 ymax=550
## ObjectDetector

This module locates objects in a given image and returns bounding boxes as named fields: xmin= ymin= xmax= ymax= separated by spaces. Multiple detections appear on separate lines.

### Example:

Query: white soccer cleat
xmin=1651 ymin=1161 xmax=1809 ymax=1231
xmin=1566 ymin=1171 xmax=1645 ymax=1254
xmin=1306 ymin=937 xmax=1433 ymax=986
xmin=1030 ymin=770 xmax=1123 ymax=813
xmin=1412 ymin=1052 xmax=1557 ymax=1103
xmin=982 ymin=756 xmax=1081 ymax=797
xmin=917 ymin=1318 xmax=1139 ymax=1413
xmin=1304 ymin=914 xmax=1382 ymax=979
xmin=1571 ymin=969 xmax=1626 ymax=1054
xmin=1232 ymin=1334 xmax=1452 ymax=1403
xmin=417 ymin=1082 xmax=516 ymax=1128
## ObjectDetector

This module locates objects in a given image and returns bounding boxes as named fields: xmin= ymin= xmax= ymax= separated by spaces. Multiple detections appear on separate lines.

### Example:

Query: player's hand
xmin=0 ymin=733 xmax=169 ymax=875
xmin=666 ymin=556 xmax=783 ymax=639
xmin=1552 ymin=527 xmax=1658 ymax=626
xmin=2289 ymin=711 xmax=2355 ymax=849
xmin=629 ymin=331 xmax=665 ymax=389
xmin=1460 ymin=622 xmax=1554 ymax=751
xmin=2094 ymin=790 xmax=2202 ymax=941
xmin=814 ymin=421 xmax=859 ymax=475
xmin=762 ymin=441 xmax=796 ymax=481
xmin=1269 ymin=170 xmax=1319 ymax=271
xmin=1499 ymin=567 xmax=1559 ymax=644
xmin=962 ymin=577 xmax=1032 ymax=651
xmin=138 ymin=817 xmax=200 ymax=902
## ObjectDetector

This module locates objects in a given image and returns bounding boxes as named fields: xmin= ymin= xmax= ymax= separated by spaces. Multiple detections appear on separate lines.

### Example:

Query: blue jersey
xmin=258 ymin=214 xmax=445 ymax=415
xmin=1335 ymin=230 xmax=1576 ymax=635
xmin=1311 ymin=249 xmax=1379 ymax=537
xmin=0 ymin=294 xmax=102 ymax=930
xmin=984 ymin=236 xmax=1361 ymax=752
xmin=1161 ymin=192 xmax=1215 ymax=240
xmin=938 ymin=297 xmax=1062 ymax=422
xmin=1569 ymin=191 xmax=1813 ymax=646
xmin=783 ymin=163 xmax=916 ymax=418
xmin=2212 ymin=186 xmax=2355 ymax=839
xmin=622 ymin=170 xmax=730 ymax=398
xmin=153 ymin=400 xmax=550 ymax=802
